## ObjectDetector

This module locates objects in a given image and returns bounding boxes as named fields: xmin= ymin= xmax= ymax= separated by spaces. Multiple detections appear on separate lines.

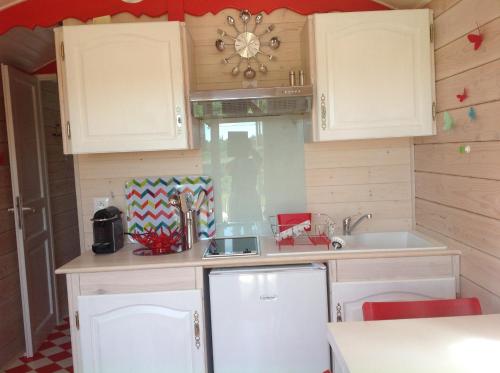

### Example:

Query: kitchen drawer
xmin=79 ymin=267 xmax=197 ymax=295
xmin=330 ymin=256 xmax=456 ymax=282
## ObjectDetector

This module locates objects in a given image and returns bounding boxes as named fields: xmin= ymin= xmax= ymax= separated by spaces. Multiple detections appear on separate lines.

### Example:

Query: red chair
xmin=362 ymin=297 xmax=482 ymax=321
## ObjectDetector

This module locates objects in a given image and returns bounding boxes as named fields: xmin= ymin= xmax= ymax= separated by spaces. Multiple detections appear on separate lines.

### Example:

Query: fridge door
xmin=209 ymin=264 xmax=330 ymax=373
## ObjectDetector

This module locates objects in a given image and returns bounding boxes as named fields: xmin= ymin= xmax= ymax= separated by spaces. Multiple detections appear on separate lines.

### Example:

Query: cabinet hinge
xmin=60 ymin=41 xmax=65 ymax=61
xmin=430 ymin=24 xmax=435 ymax=43
xmin=66 ymin=121 xmax=71 ymax=139
xmin=75 ymin=311 xmax=79 ymax=330
xmin=336 ymin=303 xmax=343 ymax=322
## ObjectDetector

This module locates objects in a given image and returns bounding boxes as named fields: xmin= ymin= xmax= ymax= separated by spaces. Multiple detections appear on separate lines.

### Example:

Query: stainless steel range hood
xmin=190 ymin=85 xmax=313 ymax=120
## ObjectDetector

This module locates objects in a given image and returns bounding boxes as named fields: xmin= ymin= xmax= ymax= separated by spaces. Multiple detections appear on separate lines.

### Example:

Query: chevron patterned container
xmin=125 ymin=176 xmax=215 ymax=240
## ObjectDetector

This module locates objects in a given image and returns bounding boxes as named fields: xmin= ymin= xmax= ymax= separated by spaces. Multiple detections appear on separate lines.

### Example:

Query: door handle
xmin=10 ymin=197 xmax=36 ymax=230
xmin=7 ymin=205 xmax=35 ymax=214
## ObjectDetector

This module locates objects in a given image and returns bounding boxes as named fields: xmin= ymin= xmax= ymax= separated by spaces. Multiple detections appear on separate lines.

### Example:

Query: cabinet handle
xmin=66 ymin=121 xmax=71 ymax=139
xmin=176 ymin=106 xmax=183 ymax=129
xmin=75 ymin=311 xmax=80 ymax=330
xmin=432 ymin=102 xmax=436 ymax=121
xmin=60 ymin=41 xmax=65 ymax=61
xmin=320 ymin=94 xmax=327 ymax=130
xmin=193 ymin=311 xmax=201 ymax=349
xmin=336 ymin=303 xmax=343 ymax=322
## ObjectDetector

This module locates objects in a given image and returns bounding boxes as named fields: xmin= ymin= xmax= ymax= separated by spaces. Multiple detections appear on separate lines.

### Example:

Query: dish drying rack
xmin=270 ymin=214 xmax=335 ymax=248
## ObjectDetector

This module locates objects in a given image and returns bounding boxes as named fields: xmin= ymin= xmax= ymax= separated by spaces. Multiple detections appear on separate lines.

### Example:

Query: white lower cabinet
xmin=330 ymin=277 xmax=456 ymax=373
xmin=77 ymin=289 xmax=205 ymax=373
xmin=331 ymin=277 xmax=456 ymax=323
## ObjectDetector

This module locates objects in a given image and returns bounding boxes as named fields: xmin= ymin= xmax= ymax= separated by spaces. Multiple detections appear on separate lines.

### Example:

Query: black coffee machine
xmin=91 ymin=206 xmax=124 ymax=254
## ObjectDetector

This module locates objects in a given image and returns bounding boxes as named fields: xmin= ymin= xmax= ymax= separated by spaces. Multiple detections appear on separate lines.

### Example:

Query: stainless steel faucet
xmin=343 ymin=213 xmax=373 ymax=235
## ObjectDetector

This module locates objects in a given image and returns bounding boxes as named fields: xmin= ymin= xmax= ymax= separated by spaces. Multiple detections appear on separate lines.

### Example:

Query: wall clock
xmin=215 ymin=10 xmax=281 ymax=80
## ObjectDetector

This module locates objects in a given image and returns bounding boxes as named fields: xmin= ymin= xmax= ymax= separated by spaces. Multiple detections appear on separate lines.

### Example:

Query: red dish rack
xmin=270 ymin=213 xmax=335 ymax=248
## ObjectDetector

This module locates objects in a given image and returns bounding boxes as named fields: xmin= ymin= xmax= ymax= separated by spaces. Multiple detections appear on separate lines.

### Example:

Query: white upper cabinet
xmin=55 ymin=22 xmax=191 ymax=154
xmin=78 ymin=290 xmax=206 ymax=373
xmin=312 ymin=10 xmax=435 ymax=141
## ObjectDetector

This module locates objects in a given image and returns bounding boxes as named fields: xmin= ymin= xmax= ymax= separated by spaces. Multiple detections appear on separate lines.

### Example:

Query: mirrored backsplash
xmin=202 ymin=116 xmax=307 ymax=237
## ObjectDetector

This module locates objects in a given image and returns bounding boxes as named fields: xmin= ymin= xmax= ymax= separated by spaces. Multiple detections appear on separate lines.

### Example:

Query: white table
xmin=327 ymin=314 xmax=500 ymax=373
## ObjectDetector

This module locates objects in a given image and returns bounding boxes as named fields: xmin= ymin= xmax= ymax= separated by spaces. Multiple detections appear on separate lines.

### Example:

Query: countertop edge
xmin=55 ymin=248 xmax=461 ymax=275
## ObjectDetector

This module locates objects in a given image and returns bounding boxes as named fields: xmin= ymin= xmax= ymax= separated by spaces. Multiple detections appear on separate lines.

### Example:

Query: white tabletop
xmin=327 ymin=314 xmax=500 ymax=373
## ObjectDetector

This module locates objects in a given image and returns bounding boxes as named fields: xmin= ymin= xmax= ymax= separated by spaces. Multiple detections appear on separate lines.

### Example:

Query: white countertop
xmin=327 ymin=314 xmax=500 ymax=373
xmin=55 ymin=232 xmax=455 ymax=274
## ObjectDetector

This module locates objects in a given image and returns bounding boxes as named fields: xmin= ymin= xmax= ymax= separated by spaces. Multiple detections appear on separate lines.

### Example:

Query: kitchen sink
xmin=340 ymin=231 xmax=439 ymax=250
xmin=265 ymin=231 xmax=444 ymax=256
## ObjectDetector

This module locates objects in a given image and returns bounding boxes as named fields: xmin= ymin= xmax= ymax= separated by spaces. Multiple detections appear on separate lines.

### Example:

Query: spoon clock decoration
xmin=215 ymin=10 xmax=281 ymax=80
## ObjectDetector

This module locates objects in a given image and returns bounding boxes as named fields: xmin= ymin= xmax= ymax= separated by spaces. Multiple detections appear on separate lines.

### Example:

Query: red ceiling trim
xmin=0 ymin=0 xmax=388 ymax=36
xmin=183 ymin=0 xmax=388 ymax=17
xmin=0 ymin=0 xmax=168 ymax=35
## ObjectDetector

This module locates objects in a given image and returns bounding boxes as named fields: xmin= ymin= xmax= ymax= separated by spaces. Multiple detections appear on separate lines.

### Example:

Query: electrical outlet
xmin=93 ymin=197 xmax=110 ymax=212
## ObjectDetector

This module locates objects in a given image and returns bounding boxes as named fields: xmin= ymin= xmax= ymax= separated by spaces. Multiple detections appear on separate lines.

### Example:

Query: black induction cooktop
xmin=203 ymin=237 xmax=260 ymax=259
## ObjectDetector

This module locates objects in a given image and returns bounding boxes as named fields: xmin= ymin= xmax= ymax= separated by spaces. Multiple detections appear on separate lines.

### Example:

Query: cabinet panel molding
xmin=331 ymin=277 xmax=456 ymax=322
xmin=312 ymin=10 xmax=435 ymax=141
xmin=78 ymin=290 xmax=205 ymax=373
xmin=56 ymin=22 xmax=192 ymax=154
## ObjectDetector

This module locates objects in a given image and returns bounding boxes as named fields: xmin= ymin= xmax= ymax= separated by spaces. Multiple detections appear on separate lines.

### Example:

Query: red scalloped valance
xmin=0 ymin=0 xmax=388 ymax=35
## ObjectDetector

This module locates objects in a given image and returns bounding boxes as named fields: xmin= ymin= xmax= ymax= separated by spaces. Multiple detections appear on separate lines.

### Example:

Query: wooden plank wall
xmin=185 ymin=10 xmax=306 ymax=90
xmin=415 ymin=0 xmax=500 ymax=313
xmin=76 ymin=150 xmax=202 ymax=250
xmin=75 ymin=9 xmax=413 ymax=250
xmin=0 ymin=79 xmax=24 ymax=368
xmin=305 ymin=138 xmax=413 ymax=232
xmin=40 ymin=80 xmax=80 ymax=318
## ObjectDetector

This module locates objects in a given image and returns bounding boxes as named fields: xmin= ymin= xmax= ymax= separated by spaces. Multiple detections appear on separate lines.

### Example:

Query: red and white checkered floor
xmin=3 ymin=318 xmax=73 ymax=373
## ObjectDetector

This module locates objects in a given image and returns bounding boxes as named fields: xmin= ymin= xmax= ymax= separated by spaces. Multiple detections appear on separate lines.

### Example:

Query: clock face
xmin=235 ymin=32 xmax=261 ymax=59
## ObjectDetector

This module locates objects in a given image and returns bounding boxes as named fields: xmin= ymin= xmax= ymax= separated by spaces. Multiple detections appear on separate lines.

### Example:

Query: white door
xmin=78 ymin=290 xmax=206 ymax=373
xmin=331 ymin=277 xmax=456 ymax=323
xmin=1 ymin=64 xmax=57 ymax=356
xmin=55 ymin=21 xmax=188 ymax=154
xmin=313 ymin=9 xmax=435 ymax=141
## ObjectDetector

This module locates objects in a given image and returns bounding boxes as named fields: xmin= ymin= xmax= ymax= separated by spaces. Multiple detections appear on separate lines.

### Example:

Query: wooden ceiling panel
xmin=0 ymin=0 xmax=25 ymax=10
xmin=0 ymin=27 xmax=55 ymax=73
xmin=373 ymin=0 xmax=431 ymax=9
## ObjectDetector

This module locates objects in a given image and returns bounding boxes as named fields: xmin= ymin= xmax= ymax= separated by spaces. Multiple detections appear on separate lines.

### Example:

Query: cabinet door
xmin=78 ymin=290 xmax=205 ymax=373
xmin=313 ymin=9 xmax=435 ymax=141
xmin=58 ymin=22 xmax=188 ymax=154
xmin=331 ymin=277 xmax=455 ymax=323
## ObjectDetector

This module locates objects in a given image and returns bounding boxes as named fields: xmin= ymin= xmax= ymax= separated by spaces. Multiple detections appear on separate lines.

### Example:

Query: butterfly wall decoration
xmin=468 ymin=107 xmax=477 ymax=121
xmin=467 ymin=33 xmax=483 ymax=50
xmin=456 ymin=88 xmax=468 ymax=102
xmin=467 ymin=24 xmax=483 ymax=50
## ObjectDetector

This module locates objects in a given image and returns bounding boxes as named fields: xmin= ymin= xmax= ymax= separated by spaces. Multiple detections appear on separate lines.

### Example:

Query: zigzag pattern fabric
xmin=125 ymin=176 xmax=215 ymax=238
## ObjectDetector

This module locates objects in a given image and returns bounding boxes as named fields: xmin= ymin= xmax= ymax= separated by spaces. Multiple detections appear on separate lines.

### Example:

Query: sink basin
xmin=265 ymin=231 xmax=444 ymax=256
xmin=340 ymin=231 xmax=438 ymax=250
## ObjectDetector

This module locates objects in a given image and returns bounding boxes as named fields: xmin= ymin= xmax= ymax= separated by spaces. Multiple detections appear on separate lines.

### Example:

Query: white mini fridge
xmin=209 ymin=264 xmax=330 ymax=373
